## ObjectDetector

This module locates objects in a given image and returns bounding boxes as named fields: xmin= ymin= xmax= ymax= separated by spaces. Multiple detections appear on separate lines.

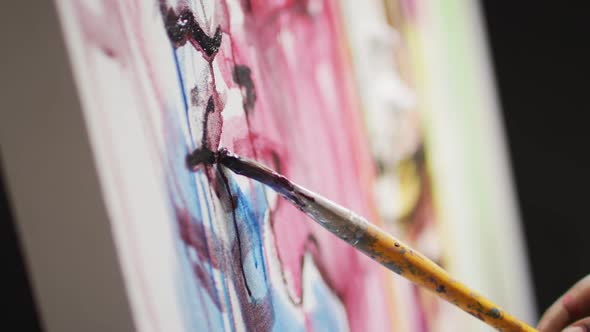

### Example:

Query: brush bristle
xmin=186 ymin=147 xmax=217 ymax=171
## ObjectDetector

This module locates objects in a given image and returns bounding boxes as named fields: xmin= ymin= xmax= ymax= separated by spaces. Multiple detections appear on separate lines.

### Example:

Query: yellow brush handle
xmin=357 ymin=224 xmax=537 ymax=332
xmin=293 ymin=180 xmax=537 ymax=332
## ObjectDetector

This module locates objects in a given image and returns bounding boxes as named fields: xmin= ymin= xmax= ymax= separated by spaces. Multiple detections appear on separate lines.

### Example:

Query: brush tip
xmin=186 ymin=147 xmax=233 ymax=171
xmin=186 ymin=147 xmax=217 ymax=171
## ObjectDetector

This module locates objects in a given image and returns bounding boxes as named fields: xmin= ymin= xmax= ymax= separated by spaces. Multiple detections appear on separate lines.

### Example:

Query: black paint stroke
xmin=163 ymin=7 xmax=222 ymax=59
xmin=233 ymin=65 xmax=257 ymax=113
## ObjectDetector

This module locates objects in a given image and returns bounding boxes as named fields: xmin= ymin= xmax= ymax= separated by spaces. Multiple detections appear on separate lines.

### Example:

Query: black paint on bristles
xmin=186 ymin=147 xmax=238 ymax=171
xmin=186 ymin=147 xmax=304 ymax=208
xmin=186 ymin=147 xmax=217 ymax=171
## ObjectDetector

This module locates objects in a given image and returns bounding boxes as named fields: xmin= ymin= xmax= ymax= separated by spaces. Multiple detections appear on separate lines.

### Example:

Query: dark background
xmin=481 ymin=1 xmax=590 ymax=316
xmin=1 ymin=173 xmax=41 ymax=331
xmin=1 ymin=1 xmax=589 ymax=330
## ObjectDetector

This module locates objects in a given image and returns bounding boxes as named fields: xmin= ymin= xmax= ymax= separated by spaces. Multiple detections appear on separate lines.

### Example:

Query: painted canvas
xmin=53 ymin=0 xmax=534 ymax=331
xmin=56 ymin=0 xmax=394 ymax=330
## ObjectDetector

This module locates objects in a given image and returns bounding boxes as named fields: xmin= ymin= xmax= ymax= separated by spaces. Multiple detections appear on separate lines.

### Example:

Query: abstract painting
xmin=54 ymin=0 xmax=534 ymax=331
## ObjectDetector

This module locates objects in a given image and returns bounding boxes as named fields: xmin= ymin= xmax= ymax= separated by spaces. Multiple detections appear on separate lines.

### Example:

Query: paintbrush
xmin=187 ymin=147 xmax=537 ymax=332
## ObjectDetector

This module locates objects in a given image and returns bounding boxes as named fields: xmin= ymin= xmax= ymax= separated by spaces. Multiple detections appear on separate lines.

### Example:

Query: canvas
xmin=55 ymin=0 xmax=395 ymax=330
xmin=44 ymin=0 xmax=535 ymax=331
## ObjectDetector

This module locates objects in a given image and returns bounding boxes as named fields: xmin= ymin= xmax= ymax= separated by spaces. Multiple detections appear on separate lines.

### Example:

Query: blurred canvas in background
xmin=341 ymin=0 xmax=535 ymax=330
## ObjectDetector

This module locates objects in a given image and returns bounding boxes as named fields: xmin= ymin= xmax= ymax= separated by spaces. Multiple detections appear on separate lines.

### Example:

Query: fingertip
xmin=538 ymin=296 xmax=570 ymax=332
xmin=563 ymin=294 xmax=583 ymax=319
xmin=562 ymin=326 xmax=585 ymax=332
xmin=562 ymin=317 xmax=590 ymax=332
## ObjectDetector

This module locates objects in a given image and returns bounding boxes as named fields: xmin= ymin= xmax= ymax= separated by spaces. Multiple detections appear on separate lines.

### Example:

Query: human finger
xmin=560 ymin=317 xmax=590 ymax=332
xmin=538 ymin=275 xmax=590 ymax=332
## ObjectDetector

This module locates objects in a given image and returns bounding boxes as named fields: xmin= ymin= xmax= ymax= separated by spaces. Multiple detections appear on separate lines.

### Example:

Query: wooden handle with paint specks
xmin=354 ymin=222 xmax=537 ymax=332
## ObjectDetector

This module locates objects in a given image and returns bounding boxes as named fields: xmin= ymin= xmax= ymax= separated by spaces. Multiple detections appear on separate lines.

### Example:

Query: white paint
xmin=226 ymin=0 xmax=245 ymax=26
xmin=315 ymin=62 xmax=338 ymax=115
xmin=278 ymin=29 xmax=296 ymax=66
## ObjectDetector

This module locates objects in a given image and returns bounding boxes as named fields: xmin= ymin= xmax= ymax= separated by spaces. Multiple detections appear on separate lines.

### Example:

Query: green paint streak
xmin=433 ymin=0 xmax=503 ymax=290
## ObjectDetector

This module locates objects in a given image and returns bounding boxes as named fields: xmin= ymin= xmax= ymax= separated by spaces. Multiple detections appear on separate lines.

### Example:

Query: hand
xmin=538 ymin=275 xmax=590 ymax=332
